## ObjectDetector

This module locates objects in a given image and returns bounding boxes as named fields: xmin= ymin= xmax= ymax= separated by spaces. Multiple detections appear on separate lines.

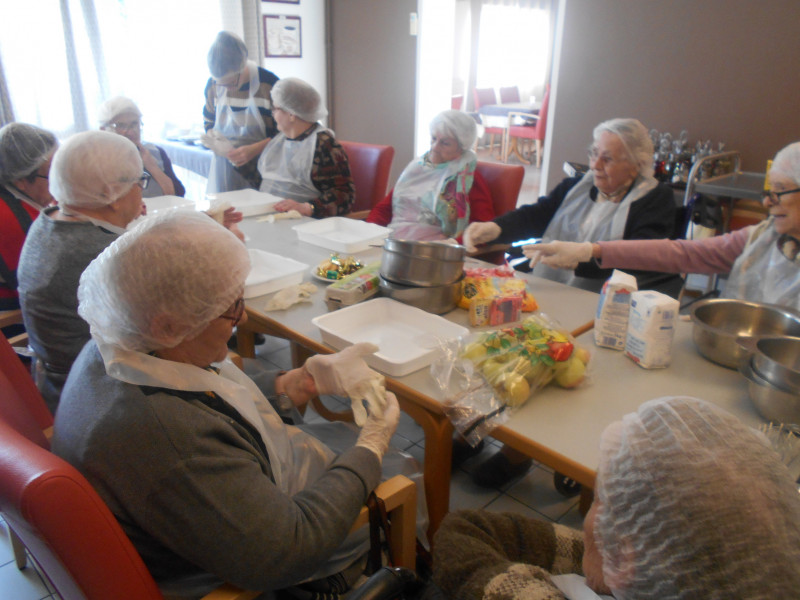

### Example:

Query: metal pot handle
xmin=735 ymin=335 xmax=758 ymax=353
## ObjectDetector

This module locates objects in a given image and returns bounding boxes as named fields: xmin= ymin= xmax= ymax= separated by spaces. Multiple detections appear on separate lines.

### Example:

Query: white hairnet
xmin=593 ymin=118 xmax=654 ymax=178
xmin=768 ymin=141 xmax=800 ymax=186
xmin=271 ymin=77 xmax=327 ymax=123
xmin=594 ymin=396 xmax=800 ymax=599
xmin=78 ymin=209 xmax=250 ymax=352
xmin=97 ymin=96 xmax=142 ymax=127
xmin=430 ymin=109 xmax=478 ymax=152
xmin=0 ymin=122 xmax=57 ymax=183
xmin=50 ymin=130 xmax=142 ymax=208
xmin=207 ymin=31 xmax=248 ymax=79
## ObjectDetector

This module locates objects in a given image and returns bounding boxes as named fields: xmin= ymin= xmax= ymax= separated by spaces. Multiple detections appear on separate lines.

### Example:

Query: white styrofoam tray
xmin=207 ymin=189 xmax=281 ymax=217
xmin=143 ymin=195 xmax=196 ymax=215
xmin=244 ymin=249 xmax=308 ymax=299
xmin=293 ymin=217 xmax=391 ymax=253
xmin=312 ymin=297 xmax=468 ymax=377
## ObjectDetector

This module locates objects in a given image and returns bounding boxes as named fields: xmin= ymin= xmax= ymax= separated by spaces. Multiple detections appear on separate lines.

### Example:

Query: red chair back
xmin=499 ymin=86 xmax=520 ymax=104
xmin=339 ymin=140 xmax=395 ymax=213
xmin=475 ymin=161 xmax=525 ymax=217
xmin=0 ymin=382 xmax=165 ymax=600
xmin=534 ymin=84 xmax=550 ymax=141
xmin=472 ymin=88 xmax=497 ymax=110
xmin=451 ymin=95 xmax=464 ymax=110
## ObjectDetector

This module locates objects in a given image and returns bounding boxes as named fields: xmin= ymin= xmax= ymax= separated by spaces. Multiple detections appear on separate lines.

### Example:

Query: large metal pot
xmin=378 ymin=275 xmax=463 ymax=314
xmin=739 ymin=358 xmax=800 ymax=424
xmin=689 ymin=299 xmax=800 ymax=369
xmin=749 ymin=336 xmax=800 ymax=393
xmin=380 ymin=239 xmax=465 ymax=287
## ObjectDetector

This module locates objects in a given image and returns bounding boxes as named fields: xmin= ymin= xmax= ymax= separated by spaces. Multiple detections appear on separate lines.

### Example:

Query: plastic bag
xmin=431 ymin=313 xmax=591 ymax=446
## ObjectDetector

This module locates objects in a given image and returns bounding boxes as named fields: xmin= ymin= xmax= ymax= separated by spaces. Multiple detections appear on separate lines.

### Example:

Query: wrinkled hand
xmin=463 ymin=222 xmax=501 ymax=253
xmin=356 ymin=391 xmax=400 ymax=460
xmin=274 ymin=198 xmax=313 ymax=217
xmin=227 ymin=141 xmax=262 ymax=167
xmin=305 ymin=343 xmax=386 ymax=426
xmin=524 ymin=241 xmax=593 ymax=270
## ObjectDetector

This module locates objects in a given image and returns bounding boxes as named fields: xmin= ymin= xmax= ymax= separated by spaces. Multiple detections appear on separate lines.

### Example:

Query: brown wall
xmin=328 ymin=0 xmax=418 ymax=185
xmin=544 ymin=0 xmax=800 ymax=192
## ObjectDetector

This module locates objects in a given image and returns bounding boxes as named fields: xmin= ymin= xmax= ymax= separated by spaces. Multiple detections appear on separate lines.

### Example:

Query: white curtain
xmin=0 ymin=0 xmax=259 ymax=140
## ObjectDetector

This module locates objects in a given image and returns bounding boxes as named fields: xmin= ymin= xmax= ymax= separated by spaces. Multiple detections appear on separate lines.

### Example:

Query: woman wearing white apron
xmin=52 ymin=210 xmax=407 ymax=598
xmin=366 ymin=109 xmax=495 ymax=242
xmin=203 ymin=31 xmax=278 ymax=193
xmin=529 ymin=141 xmax=800 ymax=313
xmin=464 ymin=118 xmax=676 ymax=293
xmin=258 ymin=77 xmax=355 ymax=218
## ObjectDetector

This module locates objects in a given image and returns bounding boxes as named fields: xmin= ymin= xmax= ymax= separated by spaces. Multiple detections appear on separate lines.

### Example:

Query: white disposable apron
xmin=258 ymin=125 xmax=327 ymax=201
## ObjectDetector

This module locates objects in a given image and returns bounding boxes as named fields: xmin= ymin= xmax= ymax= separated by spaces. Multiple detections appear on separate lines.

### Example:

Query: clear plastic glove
xmin=525 ymin=241 xmax=593 ymax=270
xmin=463 ymin=222 xmax=501 ymax=253
xmin=306 ymin=343 xmax=386 ymax=426
xmin=200 ymin=129 xmax=234 ymax=157
xmin=263 ymin=283 xmax=317 ymax=311
xmin=356 ymin=391 xmax=400 ymax=460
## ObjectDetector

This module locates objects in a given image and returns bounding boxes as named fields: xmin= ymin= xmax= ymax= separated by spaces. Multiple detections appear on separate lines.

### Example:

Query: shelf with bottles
xmin=650 ymin=129 xmax=733 ymax=186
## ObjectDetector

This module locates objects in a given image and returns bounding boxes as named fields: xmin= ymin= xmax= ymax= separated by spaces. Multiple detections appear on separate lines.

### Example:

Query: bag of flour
xmin=594 ymin=270 xmax=637 ymax=350
xmin=624 ymin=290 xmax=679 ymax=368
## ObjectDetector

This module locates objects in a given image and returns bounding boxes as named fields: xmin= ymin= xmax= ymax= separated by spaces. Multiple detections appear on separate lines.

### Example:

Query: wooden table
xmin=235 ymin=216 xmax=763 ymax=535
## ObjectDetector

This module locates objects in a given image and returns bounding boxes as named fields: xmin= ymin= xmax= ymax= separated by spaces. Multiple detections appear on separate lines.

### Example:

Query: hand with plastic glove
xmin=305 ymin=343 xmax=387 ymax=426
xmin=356 ymin=391 xmax=400 ymax=460
xmin=524 ymin=241 xmax=594 ymax=270
xmin=462 ymin=221 xmax=502 ymax=253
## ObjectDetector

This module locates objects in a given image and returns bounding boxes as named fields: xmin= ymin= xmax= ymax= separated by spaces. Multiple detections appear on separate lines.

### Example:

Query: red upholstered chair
xmin=451 ymin=94 xmax=464 ymax=110
xmin=472 ymin=161 xmax=525 ymax=264
xmin=473 ymin=88 xmax=504 ymax=154
xmin=504 ymin=84 xmax=550 ymax=167
xmin=499 ymin=86 xmax=520 ymax=104
xmin=339 ymin=140 xmax=395 ymax=220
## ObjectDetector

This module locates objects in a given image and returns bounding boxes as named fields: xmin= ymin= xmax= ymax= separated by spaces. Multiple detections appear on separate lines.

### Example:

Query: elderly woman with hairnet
xmin=17 ymin=130 xmax=146 ymax=411
xmin=433 ymin=396 xmax=800 ymax=599
xmin=464 ymin=118 xmax=676 ymax=290
xmin=204 ymin=31 xmax=279 ymax=193
xmin=366 ymin=109 xmax=494 ymax=241
xmin=52 ymin=209 xmax=404 ymax=598
xmin=528 ymin=141 xmax=800 ymax=312
xmin=258 ymin=77 xmax=355 ymax=218
xmin=0 ymin=123 xmax=57 ymax=312
xmin=99 ymin=95 xmax=185 ymax=198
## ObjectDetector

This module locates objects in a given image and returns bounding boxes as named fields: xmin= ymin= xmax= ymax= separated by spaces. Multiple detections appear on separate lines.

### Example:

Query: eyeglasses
xmin=218 ymin=297 xmax=245 ymax=327
xmin=215 ymin=72 xmax=240 ymax=89
xmin=588 ymin=146 xmax=628 ymax=167
xmin=761 ymin=187 xmax=800 ymax=205
xmin=34 ymin=173 xmax=49 ymax=181
xmin=137 ymin=172 xmax=151 ymax=190
xmin=110 ymin=120 xmax=141 ymax=132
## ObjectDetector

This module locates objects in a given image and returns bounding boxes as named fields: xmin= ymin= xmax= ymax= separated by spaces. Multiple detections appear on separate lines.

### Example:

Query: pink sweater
xmin=598 ymin=227 xmax=752 ymax=274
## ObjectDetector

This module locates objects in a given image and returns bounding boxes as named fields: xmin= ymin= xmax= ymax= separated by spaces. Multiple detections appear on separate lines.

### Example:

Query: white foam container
xmin=144 ymin=195 xmax=195 ymax=215
xmin=244 ymin=249 xmax=308 ymax=299
xmin=312 ymin=297 xmax=469 ymax=377
xmin=294 ymin=217 xmax=391 ymax=253
xmin=207 ymin=189 xmax=280 ymax=217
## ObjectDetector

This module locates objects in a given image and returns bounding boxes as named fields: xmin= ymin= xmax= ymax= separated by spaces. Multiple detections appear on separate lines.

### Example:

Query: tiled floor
xmin=0 ymin=153 xmax=557 ymax=599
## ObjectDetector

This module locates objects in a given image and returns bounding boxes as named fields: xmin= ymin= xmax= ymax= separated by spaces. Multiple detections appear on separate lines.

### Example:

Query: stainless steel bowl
xmin=378 ymin=275 xmax=463 ymax=314
xmin=689 ymin=299 xmax=800 ymax=369
xmin=751 ymin=336 xmax=800 ymax=393
xmin=739 ymin=358 xmax=800 ymax=424
xmin=380 ymin=239 xmax=465 ymax=287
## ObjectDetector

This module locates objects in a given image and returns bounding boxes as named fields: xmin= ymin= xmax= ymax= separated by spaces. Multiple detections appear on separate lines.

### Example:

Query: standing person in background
xmin=258 ymin=77 xmax=355 ymax=218
xmin=0 ymin=123 xmax=58 ymax=312
xmin=203 ymin=31 xmax=278 ymax=193
xmin=99 ymin=96 xmax=185 ymax=198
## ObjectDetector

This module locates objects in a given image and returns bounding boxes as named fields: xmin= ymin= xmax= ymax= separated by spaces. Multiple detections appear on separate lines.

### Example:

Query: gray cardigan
xmin=52 ymin=342 xmax=381 ymax=596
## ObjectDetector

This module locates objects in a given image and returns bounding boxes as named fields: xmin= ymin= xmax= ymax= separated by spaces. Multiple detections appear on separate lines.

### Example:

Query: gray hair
xmin=0 ymin=123 xmax=57 ymax=184
xmin=769 ymin=141 xmax=800 ymax=186
xmin=593 ymin=118 xmax=654 ymax=178
xmin=430 ymin=109 xmax=478 ymax=152
xmin=97 ymin=96 xmax=142 ymax=128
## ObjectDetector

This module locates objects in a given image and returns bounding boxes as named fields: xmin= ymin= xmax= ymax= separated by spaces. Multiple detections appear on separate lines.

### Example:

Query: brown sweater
xmin=433 ymin=510 xmax=584 ymax=600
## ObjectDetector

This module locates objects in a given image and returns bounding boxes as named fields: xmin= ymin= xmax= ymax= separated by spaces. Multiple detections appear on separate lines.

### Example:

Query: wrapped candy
xmin=315 ymin=254 xmax=365 ymax=281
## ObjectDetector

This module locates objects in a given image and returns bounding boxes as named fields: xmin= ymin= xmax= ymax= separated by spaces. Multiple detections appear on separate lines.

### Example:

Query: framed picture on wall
xmin=263 ymin=0 xmax=299 ymax=4
xmin=263 ymin=15 xmax=302 ymax=57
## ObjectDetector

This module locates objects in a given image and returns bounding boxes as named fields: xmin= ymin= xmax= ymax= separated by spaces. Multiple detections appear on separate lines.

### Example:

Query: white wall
xmin=259 ymin=0 xmax=327 ymax=111
xmin=544 ymin=0 xmax=800 ymax=194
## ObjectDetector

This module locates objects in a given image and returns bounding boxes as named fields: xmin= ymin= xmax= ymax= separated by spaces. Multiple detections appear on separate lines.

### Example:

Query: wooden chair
xmin=0 ymin=308 xmax=27 ymax=350
xmin=504 ymin=84 xmax=549 ymax=167
xmin=339 ymin=140 xmax=395 ymax=220
xmin=472 ymin=88 xmax=504 ymax=154
xmin=0 ymin=338 xmax=417 ymax=599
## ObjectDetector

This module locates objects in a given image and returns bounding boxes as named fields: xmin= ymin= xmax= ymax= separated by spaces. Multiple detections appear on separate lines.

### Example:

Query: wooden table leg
xmin=579 ymin=486 xmax=594 ymax=516
xmin=236 ymin=326 xmax=256 ymax=359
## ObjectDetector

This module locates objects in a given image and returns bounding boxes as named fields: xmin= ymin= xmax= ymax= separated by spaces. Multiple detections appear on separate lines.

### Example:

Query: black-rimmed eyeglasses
xmin=762 ymin=188 xmax=800 ymax=205
xmin=218 ymin=297 xmax=245 ymax=327
xmin=137 ymin=173 xmax=151 ymax=190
